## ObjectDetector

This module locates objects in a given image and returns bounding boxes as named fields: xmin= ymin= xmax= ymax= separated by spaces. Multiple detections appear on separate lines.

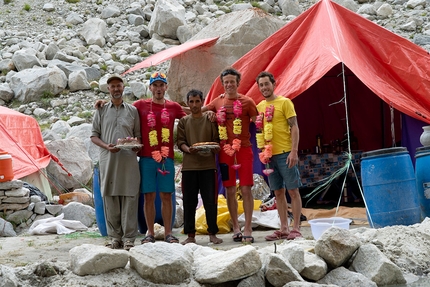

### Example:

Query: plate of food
xmin=114 ymin=137 xmax=143 ymax=150
xmin=191 ymin=142 xmax=220 ymax=155
xmin=115 ymin=144 xmax=143 ymax=150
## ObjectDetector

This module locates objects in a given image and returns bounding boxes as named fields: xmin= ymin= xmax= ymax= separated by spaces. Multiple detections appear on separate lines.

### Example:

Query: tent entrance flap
xmin=293 ymin=63 xmax=402 ymax=153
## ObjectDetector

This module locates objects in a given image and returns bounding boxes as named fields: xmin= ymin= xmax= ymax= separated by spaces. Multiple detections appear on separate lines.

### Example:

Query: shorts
xmin=268 ymin=152 xmax=302 ymax=190
xmin=219 ymin=146 xmax=253 ymax=187
xmin=139 ymin=157 xmax=175 ymax=193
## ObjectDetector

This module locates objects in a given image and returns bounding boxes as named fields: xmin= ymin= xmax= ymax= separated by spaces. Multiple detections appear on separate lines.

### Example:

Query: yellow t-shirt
xmin=256 ymin=96 xmax=296 ymax=155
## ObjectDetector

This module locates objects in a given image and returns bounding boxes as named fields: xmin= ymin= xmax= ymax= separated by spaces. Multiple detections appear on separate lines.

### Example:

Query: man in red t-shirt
xmin=134 ymin=72 xmax=186 ymax=244
xmin=205 ymin=68 xmax=258 ymax=243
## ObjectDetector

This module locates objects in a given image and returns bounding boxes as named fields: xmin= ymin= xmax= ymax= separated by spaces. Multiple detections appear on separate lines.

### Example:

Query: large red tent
xmin=205 ymin=0 xmax=430 ymax=153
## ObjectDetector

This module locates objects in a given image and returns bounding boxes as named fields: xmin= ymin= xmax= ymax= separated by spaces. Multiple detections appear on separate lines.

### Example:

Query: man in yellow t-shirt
xmin=256 ymin=71 xmax=303 ymax=240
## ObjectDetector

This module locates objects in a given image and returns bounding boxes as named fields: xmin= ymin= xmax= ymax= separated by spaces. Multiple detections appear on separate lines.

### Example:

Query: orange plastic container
xmin=0 ymin=152 xmax=14 ymax=182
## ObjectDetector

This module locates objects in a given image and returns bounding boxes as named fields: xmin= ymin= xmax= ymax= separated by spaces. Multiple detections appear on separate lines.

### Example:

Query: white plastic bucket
xmin=308 ymin=217 xmax=352 ymax=240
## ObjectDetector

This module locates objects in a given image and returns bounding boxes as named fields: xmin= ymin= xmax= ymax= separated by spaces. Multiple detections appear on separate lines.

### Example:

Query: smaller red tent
xmin=0 ymin=106 xmax=51 ymax=179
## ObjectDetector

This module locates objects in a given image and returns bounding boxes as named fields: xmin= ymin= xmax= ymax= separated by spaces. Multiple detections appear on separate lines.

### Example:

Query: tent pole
xmin=381 ymin=100 xmax=386 ymax=148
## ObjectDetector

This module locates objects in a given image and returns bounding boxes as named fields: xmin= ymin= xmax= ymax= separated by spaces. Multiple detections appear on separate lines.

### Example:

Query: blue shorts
xmin=268 ymin=152 xmax=302 ymax=190
xmin=139 ymin=157 xmax=175 ymax=193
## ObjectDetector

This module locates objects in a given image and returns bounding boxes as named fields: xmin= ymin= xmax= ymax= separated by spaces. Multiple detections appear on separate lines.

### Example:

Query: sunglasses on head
xmin=151 ymin=72 xmax=167 ymax=79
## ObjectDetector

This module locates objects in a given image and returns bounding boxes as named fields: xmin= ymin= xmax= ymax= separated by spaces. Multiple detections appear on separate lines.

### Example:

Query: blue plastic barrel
xmin=93 ymin=165 xmax=107 ymax=236
xmin=361 ymin=147 xmax=420 ymax=228
xmin=138 ymin=190 xmax=176 ymax=234
xmin=415 ymin=146 xmax=430 ymax=219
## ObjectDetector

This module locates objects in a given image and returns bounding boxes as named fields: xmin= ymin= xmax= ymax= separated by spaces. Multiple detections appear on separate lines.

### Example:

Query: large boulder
xmin=148 ymin=0 xmax=186 ymax=39
xmin=11 ymin=48 xmax=43 ymax=71
xmin=9 ymin=66 xmax=67 ymax=103
xmin=45 ymin=137 xmax=93 ymax=191
xmin=79 ymin=18 xmax=107 ymax=47
xmin=167 ymin=8 xmax=284 ymax=103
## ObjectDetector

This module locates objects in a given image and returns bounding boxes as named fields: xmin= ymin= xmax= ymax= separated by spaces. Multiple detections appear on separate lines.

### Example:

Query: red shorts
xmin=219 ymin=146 xmax=254 ymax=187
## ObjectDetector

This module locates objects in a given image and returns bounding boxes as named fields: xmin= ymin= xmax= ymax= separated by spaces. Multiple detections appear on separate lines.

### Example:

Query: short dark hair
xmin=256 ymin=71 xmax=276 ymax=85
xmin=220 ymin=67 xmax=241 ymax=84
xmin=186 ymin=89 xmax=204 ymax=102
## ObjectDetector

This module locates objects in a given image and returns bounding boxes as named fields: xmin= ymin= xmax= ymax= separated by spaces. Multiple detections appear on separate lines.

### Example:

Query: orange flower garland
xmin=217 ymin=99 xmax=242 ymax=169
xmin=148 ymin=103 xmax=170 ymax=175
xmin=256 ymin=104 xmax=274 ymax=175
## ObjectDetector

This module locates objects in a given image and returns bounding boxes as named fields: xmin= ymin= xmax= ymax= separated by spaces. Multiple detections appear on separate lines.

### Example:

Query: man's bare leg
xmin=241 ymin=185 xmax=254 ymax=242
xmin=160 ymin=192 xmax=173 ymax=236
xmin=288 ymin=188 xmax=302 ymax=232
xmin=274 ymin=188 xmax=290 ymax=234
xmin=225 ymin=186 xmax=240 ymax=234
xmin=143 ymin=192 xmax=156 ymax=236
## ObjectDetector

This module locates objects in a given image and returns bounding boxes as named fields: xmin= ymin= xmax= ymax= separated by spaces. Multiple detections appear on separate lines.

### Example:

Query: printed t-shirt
xmin=206 ymin=94 xmax=258 ymax=147
xmin=133 ymin=99 xmax=186 ymax=159
xmin=256 ymin=96 xmax=297 ymax=155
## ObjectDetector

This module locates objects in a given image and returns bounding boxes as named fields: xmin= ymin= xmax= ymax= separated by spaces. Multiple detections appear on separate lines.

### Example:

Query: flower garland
xmin=217 ymin=98 xmax=242 ymax=170
xmin=148 ymin=103 xmax=170 ymax=175
xmin=216 ymin=106 xmax=228 ymax=142
xmin=256 ymin=104 xmax=274 ymax=175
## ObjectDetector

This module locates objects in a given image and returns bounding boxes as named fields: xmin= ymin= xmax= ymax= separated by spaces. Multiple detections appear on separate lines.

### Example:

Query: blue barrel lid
xmin=415 ymin=146 xmax=430 ymax=158
xmin=416 ymin=146 xmax=430 ymax=153
xmin=362 ymin=147 xmax=408 ymax=158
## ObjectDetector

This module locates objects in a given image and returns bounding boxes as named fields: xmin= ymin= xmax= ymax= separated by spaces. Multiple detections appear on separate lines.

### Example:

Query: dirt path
xmin=0 ymin=226 xmax=318 ymax=267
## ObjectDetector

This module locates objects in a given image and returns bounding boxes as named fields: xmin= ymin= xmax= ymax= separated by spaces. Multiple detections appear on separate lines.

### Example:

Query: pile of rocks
xmin=0 ymin=179 xmax=96 ymax=237
xmin=3 ymin=224 xmax=427 ymax=286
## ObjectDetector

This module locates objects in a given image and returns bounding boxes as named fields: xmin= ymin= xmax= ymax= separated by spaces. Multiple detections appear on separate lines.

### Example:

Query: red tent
xmin=205 ymin=0 xmax=430 ymax=152
xmin=0 ymin=106 xmax=51 ymax=179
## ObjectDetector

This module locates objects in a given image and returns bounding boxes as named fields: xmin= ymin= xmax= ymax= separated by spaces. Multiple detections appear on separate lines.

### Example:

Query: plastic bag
xmin=195 ymin=195 xmax=262 ymax=234
xmin=195 ymin=195 xmax=237 ymax=234
xmin=238 ymin=209 xmax=285 ymax=229
xmin=29 ymin=213 xmax=88 ymax=235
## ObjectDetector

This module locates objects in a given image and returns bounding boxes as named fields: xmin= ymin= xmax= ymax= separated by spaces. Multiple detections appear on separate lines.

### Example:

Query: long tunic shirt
xmin=91 ymin=101 xmax=141 ymax=196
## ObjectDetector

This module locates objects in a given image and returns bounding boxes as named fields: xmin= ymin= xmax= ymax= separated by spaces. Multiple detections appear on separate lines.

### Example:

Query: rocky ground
xmin=0 ymin=225 xmax=315 ymax=267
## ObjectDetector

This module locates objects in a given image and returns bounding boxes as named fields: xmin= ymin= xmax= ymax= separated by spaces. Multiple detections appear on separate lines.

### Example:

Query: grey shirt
xmin=91 ymin=101 xmax=141 ymax=196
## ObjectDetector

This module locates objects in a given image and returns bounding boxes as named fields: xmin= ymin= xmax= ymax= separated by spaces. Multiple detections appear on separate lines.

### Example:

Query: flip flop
xmin=287 ymin=230 xmax=302 ymax=240
xmin=141 ymin=235 xmax=155 ymax=244
xmin=165 ymin=234 xmax=179 ymax=243
xmin=242 ymin=236 xmax=254 ymax=244
xmin=232 ymin=232 xmax=243 ymax=242
xmin=265 ymin=230 xmax=289 ymax=241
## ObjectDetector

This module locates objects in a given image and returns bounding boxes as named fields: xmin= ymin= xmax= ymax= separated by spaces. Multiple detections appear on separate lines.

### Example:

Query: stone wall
xmin=0 ymin=180 xmax=62 ymax=236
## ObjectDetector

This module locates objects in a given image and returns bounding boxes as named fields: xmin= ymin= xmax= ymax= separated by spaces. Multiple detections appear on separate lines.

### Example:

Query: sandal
xmin=232 ymin=232 xmax=243 ymax=242
xmin=242 ymin=236 xmax=254 ymax=244
xmin=165 ymin=234 xmax=179 ymax=243
xmin=265 ymin=230 xmax=289 ymax=241
xmin=123 ymin=240 xmax=134 ymax=251
xmin=105 ymin=240 xmax=123 ymax=249
xmin=287 ymin=230 xmax=302 ymax=240
xmin=141 ymin=235 xmax=155 ymax=244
